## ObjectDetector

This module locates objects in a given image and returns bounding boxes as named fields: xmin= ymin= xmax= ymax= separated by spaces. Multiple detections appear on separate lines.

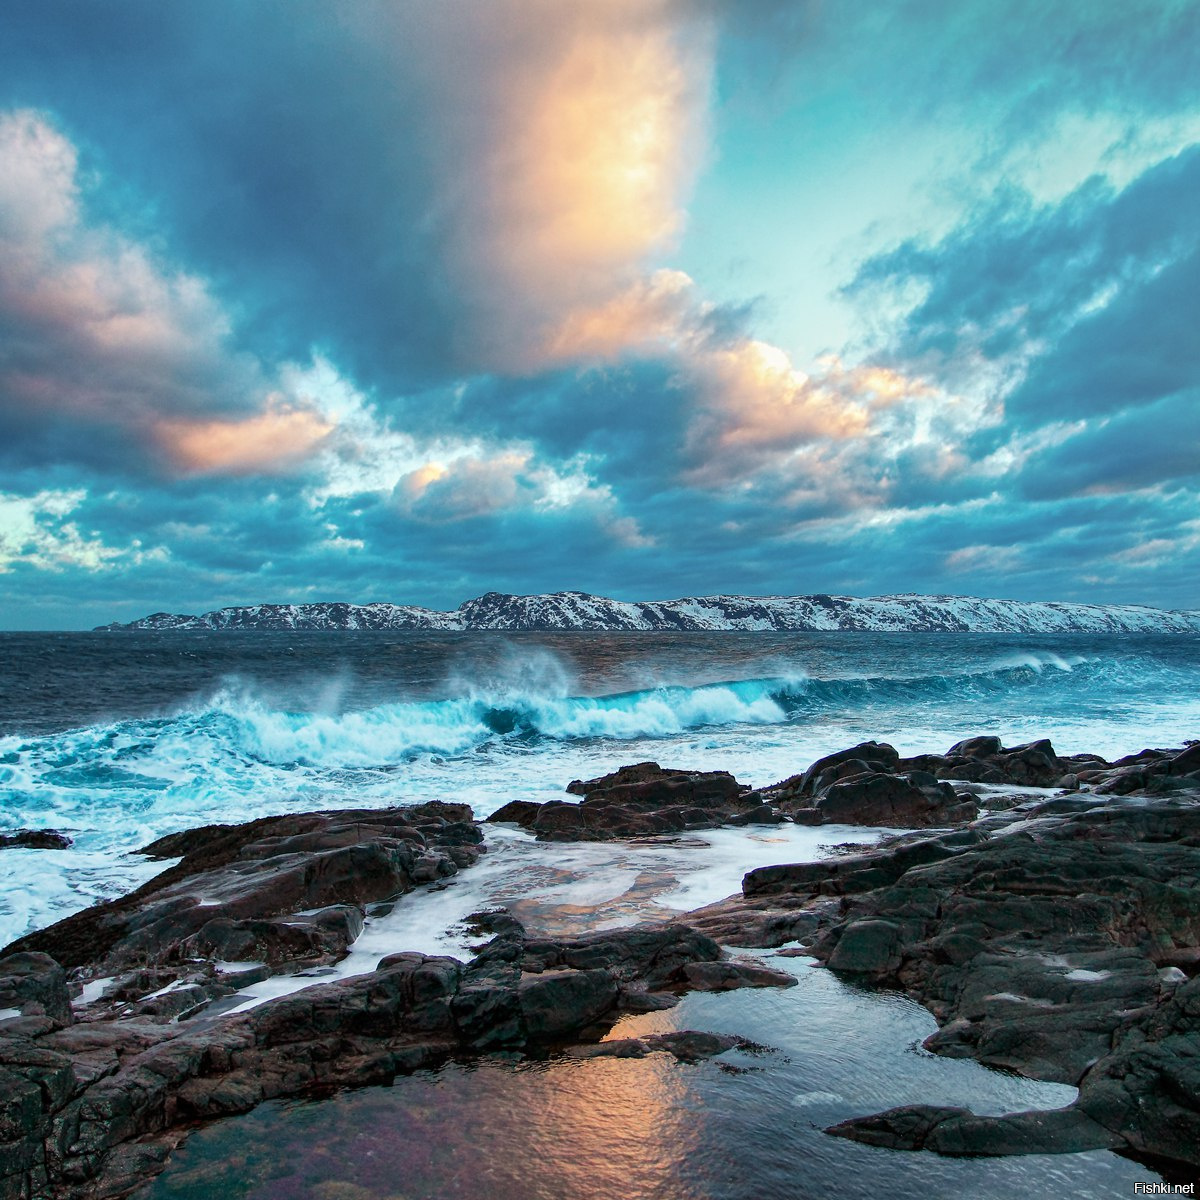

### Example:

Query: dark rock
xmin=772 ymin=741 xmax=901 ymax=799
xmin=6 ymin=805 xmax=481 ymax=976
xmin=827 ymin=1104 xmax=1120 ymax=1156
xmin=680 ymin=960 xmax=798 ymax=991
xmin=743 ymin=829 xmax=985 ymax=898
xmin=0 ymin=913 xmax=740 ymax=1199
xmin=792 ymin=774 xmax=1200 ymax=1172
xmin=729 ymin=803 xmax=783 ymax=825
xmin=573 ymin=1030 xmax=759 ymax=1063
xmin=490 ymin=762 xmax=756 ymax=841
xmin=946 ymin=735 xmax=1004 ymax=759
xmin=0 ymin=829 xmax=73 ymax=851
xmin=827 ymin=1103 xmax=973 ymax=1150
xmin=518 ymin=969 xmax=618 ymax=1039
xmin=1169 ymin=743 xmax=1200 ymax=776
xmin=825 ymin=920 xmax=904 ymax=975
xmin=0 ymin=953 xmax=73 ymax=1026
xmin=812 ymin=772 xmax=977 ymax=827
xmin=488 ymin=799 xmax=542 ymax=826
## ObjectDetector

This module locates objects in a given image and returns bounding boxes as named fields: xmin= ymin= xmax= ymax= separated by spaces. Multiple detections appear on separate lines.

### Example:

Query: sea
xmin=2 ymin=629 xmax=1198 ymax=1198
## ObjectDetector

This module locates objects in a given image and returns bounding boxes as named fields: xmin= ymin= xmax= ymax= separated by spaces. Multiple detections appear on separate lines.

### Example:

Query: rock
xmin=791 ymin=773 xmax=1200 ymax=1172
xmin=825 ymin=920 xmax=904 ymax=975
xmin=0 ymin=953 xmax=73 ymax=1026
xmin=6 ymin=805 xmax=483 ymax=981
xmin=488 ymin=763 xmax=757 ymax=841
xmin=771 ymin=742 xmax=901 ymax=800
xmin=0 ymin=829 xmax=73 ymax=850
xmin=517 ymin=969 xmax=618 ymax=1039
xmin=680 ymin=960 xmax=798 ymax=991
xmin=743 ymin=829 xmax=985 ymax=898
xmin=573 ymin=1031 xmax=760 ymax=1063
xmin=7 ymin=737 xmax=1200 ymax=1196
xmin=827 ymin=1104 xmax=974 ymax=1150
xmin=730 ymin=803 xmax=783 ymax=825
xmin=761 ymin=738 xmax=982 ymax=828
xmin=0 ymin=909 xmax=741 ymax=1199
xmin=488 ymin=799 xmax=542 ymax=826
xmin=945 ymin=735 xmax=1004 ymax=759
xmin=827 ymin=1104 xmax=1120 ymax=1156
xmin=1169 ymin=743 xmax=1200 ymax=776
xmin=812 ymin=773 xmax=977 ymax=827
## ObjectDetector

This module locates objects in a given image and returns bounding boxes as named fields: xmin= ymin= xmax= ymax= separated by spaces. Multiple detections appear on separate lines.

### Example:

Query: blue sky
xmin=0 ymin=0 xmax=1197 ymax=628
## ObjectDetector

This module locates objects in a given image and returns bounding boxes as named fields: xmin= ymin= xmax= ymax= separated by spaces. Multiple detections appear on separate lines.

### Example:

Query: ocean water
xmin=1 ymin=629 xmax=1198 ymax=946
xmin=3 ymin=630 xmax=1194 ymax=1197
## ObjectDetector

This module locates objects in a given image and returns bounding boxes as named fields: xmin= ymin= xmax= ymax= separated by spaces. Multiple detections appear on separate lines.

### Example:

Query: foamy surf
xmin=2 ymin=633 xmax=1197 ymax=946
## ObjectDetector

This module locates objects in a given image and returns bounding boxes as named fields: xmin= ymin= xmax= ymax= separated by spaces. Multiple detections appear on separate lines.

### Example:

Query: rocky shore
xmin=2 ymin=735 xmax=1199 ymax=1196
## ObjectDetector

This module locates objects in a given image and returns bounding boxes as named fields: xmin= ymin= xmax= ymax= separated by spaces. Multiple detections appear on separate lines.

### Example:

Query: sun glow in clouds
xmin=427 ymin=0 xmax=713 ymax=372
xmin=156 ymin=405 xmax=334 ymax=476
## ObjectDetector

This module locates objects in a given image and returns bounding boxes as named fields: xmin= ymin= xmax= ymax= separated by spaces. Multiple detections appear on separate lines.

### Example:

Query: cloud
xmin=0 ymin=7 xmax=926 ymax=505
xmin=944 ymin=543 xmax=1024 ymax=575
xmin=0 ymin=3 xmax=1196 ymax=627
xmin=848 ymin=145 xmax=1200 ymax=417
xmin=841 ymin=139 xmax=1200 ymax=531
xmin=537 ymin=267 xmax=940 ymax=488
xmin=0 ymin=109 xmax=308 ymax=476
xmin=281 ymin=358 xmax=651 ymax=544
xmin=0 ymin=488 xmax=163 ymax=573
xmin=414 ymin=0 xmax=715 ymax=373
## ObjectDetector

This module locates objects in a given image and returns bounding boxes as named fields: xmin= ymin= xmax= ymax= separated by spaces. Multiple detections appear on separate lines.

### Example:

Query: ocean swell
xmin=0 ymin=651 xmax=1167 ymax=788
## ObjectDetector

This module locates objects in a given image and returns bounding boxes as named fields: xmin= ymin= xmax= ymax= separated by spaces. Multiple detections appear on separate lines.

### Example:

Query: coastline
xmin=2 ymin=735 xmax=1199 ymax=1196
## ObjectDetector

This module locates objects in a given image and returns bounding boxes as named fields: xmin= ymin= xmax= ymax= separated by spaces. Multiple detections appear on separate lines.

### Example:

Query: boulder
xmin=812 ymin=773 xmax=977 ymax=827
xmin=517 ymin=969 xmax=618 ymax=1039
xmin=772 ymin=742 xmax=901 ymax=799
xmin=680 ymin=960 xmax=798 ymax=991
xmin=0 ymin=830 xmax=73 ymax=851
xmin=489 ymin=763 xmax=756 ymax=841
xmin=0 ymin=953 xmax=73 ymax=1026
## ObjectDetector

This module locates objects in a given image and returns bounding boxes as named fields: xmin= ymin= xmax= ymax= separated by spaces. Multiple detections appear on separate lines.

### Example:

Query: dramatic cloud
xmin=847 ymin=144 xmax=1200 ymax=518
xmin=415 ymin=0 xmax=715 ymax=372
xmin=0 ymin=109 xmax=320 ymax=476
xmin=154 ymin=406 xmax=335 ymax=477
xmin=0 ymin=489 xmax=162 ymax=574
xmin=0 ymin=2 xmax=1196 ymax=626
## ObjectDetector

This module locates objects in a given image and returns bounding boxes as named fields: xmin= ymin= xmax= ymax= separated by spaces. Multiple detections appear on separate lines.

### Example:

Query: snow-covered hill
xmin=96 ymin=591 xmax=1200 ymax=633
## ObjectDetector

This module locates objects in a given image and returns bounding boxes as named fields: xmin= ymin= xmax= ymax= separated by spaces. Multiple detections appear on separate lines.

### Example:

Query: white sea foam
xmin=2 ymin=645 xmax=1198 ymax=947
xmin=220 ymin=822 xmax=891 ymax=1014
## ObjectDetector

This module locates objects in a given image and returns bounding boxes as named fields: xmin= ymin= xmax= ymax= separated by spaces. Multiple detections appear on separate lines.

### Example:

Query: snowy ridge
xmin=98 ymin=591 xmax=1200 ymax=633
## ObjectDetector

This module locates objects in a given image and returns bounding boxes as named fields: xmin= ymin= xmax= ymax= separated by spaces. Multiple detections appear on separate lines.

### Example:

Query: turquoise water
xmin=1 ymin=631 xmax=1197 ymax=944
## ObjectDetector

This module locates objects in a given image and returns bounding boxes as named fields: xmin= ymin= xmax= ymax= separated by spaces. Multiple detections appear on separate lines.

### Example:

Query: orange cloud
xmin=425 ymin=1 xmax=713 ymax=372
xmin=156 ymin=405 xmax=333 ymax=476
xmin=0 ymin=110 xmax=346 ymax=479
xmin=542 ymin=268 xmax=696 ymax=361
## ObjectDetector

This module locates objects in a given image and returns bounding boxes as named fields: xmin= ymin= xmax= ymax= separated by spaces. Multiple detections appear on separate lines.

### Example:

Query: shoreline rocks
xmin=489 ymin=762 xmax=768 ymax=839
xmin=0 ymin=797 xmax=793 ymax=1199
xmin=3 ymin=734 xmax=1200 ymax=1194
xmin=684 ymin=767 xmax=1200 ymax=1171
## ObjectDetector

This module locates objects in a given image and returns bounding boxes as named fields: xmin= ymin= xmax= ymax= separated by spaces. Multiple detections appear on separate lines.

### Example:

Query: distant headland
xmin=96 ymin=591 xmax=1200 ymax=633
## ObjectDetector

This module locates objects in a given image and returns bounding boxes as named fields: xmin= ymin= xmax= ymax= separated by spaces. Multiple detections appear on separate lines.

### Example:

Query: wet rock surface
xmin=6 ymin=803 xmax=482 ymax=983
xmin=0 ymin=830 xmax=72 ymax=851
xmin=0 ymin=799 xmax=794 ymax=1199
xmin=678 ymin=745 xmax=1200 ymax=1172
xmin=489 ymin=761 xmax=767 ymax=839
xmin=5 ymin=736 xmax=1200 ymax=1194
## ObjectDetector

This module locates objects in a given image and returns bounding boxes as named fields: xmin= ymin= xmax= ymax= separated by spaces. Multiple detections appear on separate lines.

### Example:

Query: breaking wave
xmin=1 ymin=643 xmax=1197 ymax=946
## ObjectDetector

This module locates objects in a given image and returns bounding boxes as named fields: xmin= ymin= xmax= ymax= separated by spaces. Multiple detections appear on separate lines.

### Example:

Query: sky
xmin=0 ymin=0 xmax=1197 ymax=628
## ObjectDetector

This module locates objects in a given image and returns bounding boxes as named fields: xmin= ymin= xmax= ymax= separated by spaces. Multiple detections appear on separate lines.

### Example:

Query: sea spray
xmin=2 ymin=630 xmax=1198 ymax=945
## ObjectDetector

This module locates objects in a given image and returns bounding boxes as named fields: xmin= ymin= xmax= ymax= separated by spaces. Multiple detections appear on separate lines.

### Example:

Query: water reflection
xmin=137 ymin=795 xmax=1161 ymax=1198
xmin=142 ymin=953 xmax=1157 ymax=1200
